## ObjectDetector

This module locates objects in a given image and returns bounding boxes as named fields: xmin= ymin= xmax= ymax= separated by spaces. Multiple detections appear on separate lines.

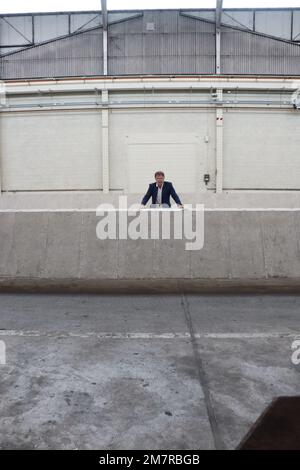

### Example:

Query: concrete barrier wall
xmin=1 ymin=210 xmax=300 ymax=291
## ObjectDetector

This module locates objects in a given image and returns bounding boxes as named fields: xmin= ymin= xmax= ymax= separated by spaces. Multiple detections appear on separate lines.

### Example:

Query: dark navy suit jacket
xmin=141 ymin=181 xmax=182 ymax=207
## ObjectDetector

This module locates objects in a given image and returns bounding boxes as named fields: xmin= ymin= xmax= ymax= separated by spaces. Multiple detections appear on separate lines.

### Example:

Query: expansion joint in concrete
xmin=181 ymin=293 xmax=225 ymax=450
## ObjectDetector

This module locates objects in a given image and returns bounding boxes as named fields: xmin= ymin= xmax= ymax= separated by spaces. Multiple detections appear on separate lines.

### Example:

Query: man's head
xmin=155 ymin=171 xmax=165 ymax=187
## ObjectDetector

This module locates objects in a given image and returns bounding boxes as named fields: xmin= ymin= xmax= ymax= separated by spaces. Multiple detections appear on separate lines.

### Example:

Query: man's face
xmin=155 ymin=174 xmax=165 ymax=187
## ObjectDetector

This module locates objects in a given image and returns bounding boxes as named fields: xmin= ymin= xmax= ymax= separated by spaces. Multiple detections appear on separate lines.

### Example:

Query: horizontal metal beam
xmin=0 ymin=100 xmax=296 ymax=112
xmin=0 ymin=44 xmax=33 ymax=48
xmin=2 ymin=77 xmax=300 ymax=94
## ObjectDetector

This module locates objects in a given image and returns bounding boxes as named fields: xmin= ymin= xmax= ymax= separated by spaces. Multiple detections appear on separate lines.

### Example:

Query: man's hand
xmin=177 ymin=204 xmax=184 ymax=209
xmin=140 ymin=204 xmax=146 ymax=210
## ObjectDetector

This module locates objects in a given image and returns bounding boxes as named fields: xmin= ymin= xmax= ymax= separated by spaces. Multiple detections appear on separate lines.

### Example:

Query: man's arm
xmin=170 ymin=183 xmax=182 ymax=205
xmin=141 ymin=184 xmax=152 ymax=206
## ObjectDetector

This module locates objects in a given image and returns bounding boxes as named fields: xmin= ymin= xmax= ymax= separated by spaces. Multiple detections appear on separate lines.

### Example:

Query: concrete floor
xmin=0 ymin=293 xmax=299 ymax=450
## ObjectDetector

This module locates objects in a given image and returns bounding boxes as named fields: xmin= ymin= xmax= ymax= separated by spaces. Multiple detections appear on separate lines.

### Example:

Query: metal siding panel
xmin=123 ymin=16 xmax=143 ymax=34
xmin=178 ymin=14 xmax=215 ymax=33
xmin=195 ymin=31 xmax=216 ymax=55
xmin=222 ymin=10 xmax=254 ymax=30
xmin=70 ymin=13 xmax=101 ymax=33
xmin=2 ymin=59 xmax=101 ymax=79
xmin=142 ymin=11 xmax=158 ymax=33
xmin=0 ymin=47 xmax=25 ymax=55
xmin=124 ymin=57 xmax=143 ymax=74
xmin=177 ymin=54 xmax=196 ymax=74
xmin=34 ymin=14 xmax=69 ymax=43
xmin=142 ymin=33 xmax=161 ymax=74
xmin=109 ymin=12 xmax=215 ymax=75
xmin=255 ymin=10 xmax=292 ymax=40
xmin=192 ymin=11 xmax=215 ymax=22
xmin=1 ymin=29 xmax=103 ymax=79
xmin=293 ymin=11 xmax=300 ymax=41
xmin=158 ymin=11 xmax=178 ymax=33
xmin=2 ymin=9 xmax=300 ymax=78
xmin=1 ymin=110 xmax=102 ymax=191
xmin=221 ymin=27 xmax=300 ymax=75
xmin=108 ymin=13 xmax=142 ymax=28
xmin=0 ymin=15 xmax=32 ymax=46
xmin=194 ymin=57 xmax=215 ymax=74
xmin=125 ymin=33 xmax=143 ymax=57
xmin=108 ymin=58 xmax=125 ymax=75
xmin=110 ymin=32 xmax=125 ymax=58
xmin=108 ymin=17 xmax=143 ymax=75
xmin=179 ymin=32 xmax=196 ymax=56
xmin=160 ymin=55 xmax=180 ymax=74
xmin=109 ymin=21 xmax=126 ymax=35
xmin=160 ymin=33 xmax=179 ymax=57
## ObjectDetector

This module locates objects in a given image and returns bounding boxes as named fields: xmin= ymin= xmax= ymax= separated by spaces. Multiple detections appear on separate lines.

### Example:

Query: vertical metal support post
xmin=101 ymin=0 xmax=108 ymax=76
xmin=216 ymin=89 xmax=223 ymax=193
xmin=216 ymin=0 xmax=223 ymax=75
xmin=0 ymin=81 xmax=5 ymax=195
xmin=102 ymin=89 xmax=109 ymax=193
xmin=216 ymin=29 xmax=221 ymax=75
xmin=103 ymin=29 xmax=108 ymax=76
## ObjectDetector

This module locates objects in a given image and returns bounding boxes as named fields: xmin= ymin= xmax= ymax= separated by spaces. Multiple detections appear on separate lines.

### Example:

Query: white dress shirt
xmin=155 ymin=182 xmax=164 ymax=205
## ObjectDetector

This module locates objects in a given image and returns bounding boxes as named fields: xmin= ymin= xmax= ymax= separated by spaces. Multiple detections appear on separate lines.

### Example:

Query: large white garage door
xmin=127 ymin=134 xmax=199 ymax=193
xmin=109 ymin=110 xmax=215 ymax=192
xmin=1 ymin=110 xmax=102 ymax=191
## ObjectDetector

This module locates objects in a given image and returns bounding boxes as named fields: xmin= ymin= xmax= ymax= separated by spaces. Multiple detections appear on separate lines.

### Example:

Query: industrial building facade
xmin=1 ymin=7 xmax=300 ymax=76
xmin=0 ymin=6 xmax=300 ymax=196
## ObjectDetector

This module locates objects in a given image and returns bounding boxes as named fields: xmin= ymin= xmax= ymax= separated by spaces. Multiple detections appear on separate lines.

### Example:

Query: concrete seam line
xmin=3 ymin=208 xmax=300 ymax=213
xmin=0 ymin=331 xmax=299 ymax=339
xmin=0 ymin=331 xmax=192 ymax=338
xmin=0 ymin=329 xmax=300 ymax=340
xmin=181 ymin=293 xmax=225 ymax=451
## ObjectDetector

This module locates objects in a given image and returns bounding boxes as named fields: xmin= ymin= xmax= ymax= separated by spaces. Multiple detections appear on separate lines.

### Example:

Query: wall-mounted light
xmin=204 ymin=174 xmax=210 ymax=185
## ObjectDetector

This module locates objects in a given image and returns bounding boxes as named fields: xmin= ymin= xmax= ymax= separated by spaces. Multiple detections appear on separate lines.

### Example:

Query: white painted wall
xmin=1 ymin=110 xmax=102 ymax=191
xmin=223 ymin=110 xmax=300 ymax=190
xmin=109 ymin=109 xmax=215 ymax=192
xmin=1 ymin=101 xmax=300 ymax=193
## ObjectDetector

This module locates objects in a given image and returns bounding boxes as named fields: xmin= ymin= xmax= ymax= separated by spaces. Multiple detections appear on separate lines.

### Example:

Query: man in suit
xmin=140 ymin=171 xmax=184 ymax=208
